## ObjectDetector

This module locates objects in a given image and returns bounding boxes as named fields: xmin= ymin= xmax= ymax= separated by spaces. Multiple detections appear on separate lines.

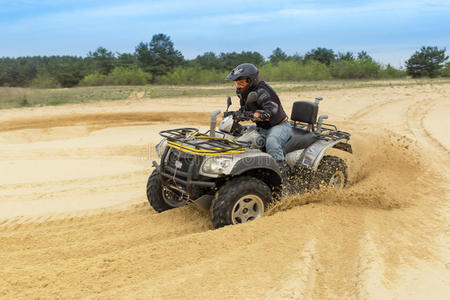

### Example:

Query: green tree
xmin=194 ymin=52 xmax=222 ymax=69
xmin=382 ymin=64 xmax=406 ymax=79
xmin=219 ymin=52 xmax=240 ymax=71
xmin=135 ymin=42 xmax=152 ymax=72
xmin=269 ymin=47 xmax=288 ymax=65
xmin=357 ymin=51 xmax=372 ymax=61
xmin=0 ymin=57 xmax=38 ymax=86
xmin=46 ymin=56 xmax=88 ymax=87
xmin=337 ymin=52 xmax=354 ymax=61
xmin=441 ymin=62 xmax=450 ymax=77
xmin=406 ymin=46 xmax=448 ymax=78
xmin=288 ymin=53 xmax=303 ymax=63
xmin=304 ymin=47 xmax=336 ymax=65
xmin=135 ymin=33 xmax=184 ymax=76
xmin=238 ymin=51 xmax=265 ymax=67
xmin=218 ymin=51 xmax=264 ymax=71
xmin=116 ymin=53 xmax=137 ymax=69
xmin=87 ymin=47 xmax=115 ymax=75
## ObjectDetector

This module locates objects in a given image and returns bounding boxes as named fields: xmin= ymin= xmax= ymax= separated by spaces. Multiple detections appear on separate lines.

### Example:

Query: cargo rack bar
xmin=159 ymin=127 xmax=246 ymax=154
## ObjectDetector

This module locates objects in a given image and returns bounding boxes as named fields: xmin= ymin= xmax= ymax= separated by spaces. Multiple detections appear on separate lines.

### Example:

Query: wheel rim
xmin=231 ymin=194 xmax=264 ymax=224
xmin=329 ymin=171 xmax=345 ymax=190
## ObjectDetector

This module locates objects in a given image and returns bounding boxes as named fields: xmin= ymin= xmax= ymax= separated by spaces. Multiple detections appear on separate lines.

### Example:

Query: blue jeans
xmin=257 ymin=122 xmax=292 ymax=161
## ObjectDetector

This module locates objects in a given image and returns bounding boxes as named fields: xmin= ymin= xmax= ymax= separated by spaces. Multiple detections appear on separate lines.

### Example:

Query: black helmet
xmin=226 ymin=63 xmax=260 ymax=99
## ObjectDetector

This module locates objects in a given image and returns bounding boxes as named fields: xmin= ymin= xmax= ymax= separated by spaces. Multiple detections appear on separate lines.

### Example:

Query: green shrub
xmin=77 ymin=60 xmax=406 ymax=86
xmin=259 ymin=61 xmax=331 ymax=81
xmin=301 ymin=61 xmax=332 ymax=80
xmin=79 ymin=67 xmax=150 ymax=86
xmin=156 ymin=67 xmax=228 ymax=85
xmin=107 ymin=67 xmax=150 ymax=85
xmin=330 ymin=59 xmax=382 ymax=79
xmin=441 ymin=62 xmax=450 ymax=77
xmin=330 ymin=61 xmax=356 ymax=79
xmin=380 ymin=64 xmax=407 ymax=79
xmin=79 ymin=72 xmax=107 ymax=86
xmin=30 ymin=71 xmax=61 ymax=88
xmin=20 ymin=95 xmax=30 ymax=107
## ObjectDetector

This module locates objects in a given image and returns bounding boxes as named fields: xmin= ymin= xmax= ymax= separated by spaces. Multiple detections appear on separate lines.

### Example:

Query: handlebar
xmin=224 ymin=110 xmax=253 ymax=121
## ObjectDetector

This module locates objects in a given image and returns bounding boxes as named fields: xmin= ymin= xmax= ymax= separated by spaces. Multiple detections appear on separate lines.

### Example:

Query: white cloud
xmin=1 ymin=0 xmax=449 ymax=62
xmin=0 ymin=0 xmax=205 ymax=24
xmin=75 ymin=1 xmax=202 ymax=18
xmin=277 ymin=0 xmax=450 ymax=18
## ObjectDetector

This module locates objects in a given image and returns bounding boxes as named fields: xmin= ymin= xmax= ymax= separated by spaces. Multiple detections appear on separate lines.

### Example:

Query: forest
xmin=1 ymin=33 xmax=448 ymax=88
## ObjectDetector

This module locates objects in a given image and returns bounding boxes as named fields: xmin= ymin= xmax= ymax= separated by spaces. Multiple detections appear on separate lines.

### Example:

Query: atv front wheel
xmin=314 ymin=155 xmax=348 ymax=190
xmin=146 ymin=170 xmax=175 ymax=213
xmin=211 ymin=176 xmax=272 ymax=228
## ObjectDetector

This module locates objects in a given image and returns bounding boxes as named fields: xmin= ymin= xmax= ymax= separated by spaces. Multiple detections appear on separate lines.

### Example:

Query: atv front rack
xmin=160 ymin=128 xmax=246 ymax=155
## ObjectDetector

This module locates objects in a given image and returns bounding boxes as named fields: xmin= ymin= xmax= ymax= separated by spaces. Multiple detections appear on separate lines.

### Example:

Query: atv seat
xmin=283 ymin=101 xmax=319 ymax=154
xmin=283 ymin=127 xmax=317 ymax=153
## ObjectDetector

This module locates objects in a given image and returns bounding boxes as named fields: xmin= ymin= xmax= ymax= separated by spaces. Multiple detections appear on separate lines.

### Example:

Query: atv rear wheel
xmin=146 ymin=170 xmax=175 ymax=213
xmin=211 ymin=176 xmax=272 ymax=229
xmin=314 ymin=155 xmax=348 ymax=190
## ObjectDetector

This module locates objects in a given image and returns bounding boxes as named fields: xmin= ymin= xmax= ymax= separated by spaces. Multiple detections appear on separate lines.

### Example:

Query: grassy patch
xmin=0 ymin=85 xmax=232 ymax=109
xmin=1 ymin=79 xmax=449 ymax=110
xmin=270 ymin=78 xmax=450 ymax=93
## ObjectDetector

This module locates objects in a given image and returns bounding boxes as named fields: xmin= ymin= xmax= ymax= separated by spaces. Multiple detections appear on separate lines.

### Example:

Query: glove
xmin=243 ymin=111 xmax=254 ymax=120
xmin=252 ymin=110 xmax=270 ymax=122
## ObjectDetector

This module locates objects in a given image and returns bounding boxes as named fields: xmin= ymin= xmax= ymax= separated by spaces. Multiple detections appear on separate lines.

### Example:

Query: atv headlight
xmin=155 ymin=138 xmax=167 ymax=158
xmin=202 ymin=157 xmax=232 ymax=174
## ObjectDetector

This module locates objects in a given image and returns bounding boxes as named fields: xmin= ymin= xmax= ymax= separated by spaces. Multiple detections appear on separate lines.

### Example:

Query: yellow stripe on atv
xmin=167 ymin=141 xmax=245 ymax=156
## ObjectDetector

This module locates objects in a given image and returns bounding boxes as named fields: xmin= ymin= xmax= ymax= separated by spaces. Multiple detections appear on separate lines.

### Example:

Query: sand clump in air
xmin=269 ymin=129 xmax=424 ymax=214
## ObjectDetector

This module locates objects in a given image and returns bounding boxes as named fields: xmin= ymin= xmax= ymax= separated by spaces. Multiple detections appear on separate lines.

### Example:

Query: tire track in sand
xmin=0 ymin=111 xmax=211 ymax=132
xmin=0 ymin=204 xmax=320 ymax=298
xmin=349 ymin=96 xmax=410 ymax=122
xmin=355 ymin=230 xmax=391 ymax=299
xmin=406 ymin=98 xmax=449 ymax=156
xmin=350 ymin=98 xmax=396 ymax=121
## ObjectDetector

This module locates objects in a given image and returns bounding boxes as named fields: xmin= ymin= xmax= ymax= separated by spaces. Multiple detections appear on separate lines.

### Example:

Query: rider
xmin=225 ymin=63 xmax=292 ymax=177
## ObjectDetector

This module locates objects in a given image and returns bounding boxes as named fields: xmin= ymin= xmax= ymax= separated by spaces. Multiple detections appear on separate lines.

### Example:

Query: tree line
xmin=0 ymin=33 xmax=449 ymax=88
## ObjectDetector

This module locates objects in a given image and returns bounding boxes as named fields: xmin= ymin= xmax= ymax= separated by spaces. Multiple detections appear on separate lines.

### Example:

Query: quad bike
xmin=147 ymin=96 xmax=352 ymax=228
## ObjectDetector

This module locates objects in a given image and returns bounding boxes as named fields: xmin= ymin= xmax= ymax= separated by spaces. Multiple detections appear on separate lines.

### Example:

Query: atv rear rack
xmin=291 ymin=121 xmax=351 ymax=142
xmin=317 ymin=123 xmax=351 ymax=141
xmin=160 ymin=128 xmax=246 ymax=155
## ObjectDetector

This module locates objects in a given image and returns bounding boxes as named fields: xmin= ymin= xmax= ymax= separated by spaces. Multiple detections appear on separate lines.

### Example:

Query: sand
xmin=0 ymin=82 xmax=449 ymax=299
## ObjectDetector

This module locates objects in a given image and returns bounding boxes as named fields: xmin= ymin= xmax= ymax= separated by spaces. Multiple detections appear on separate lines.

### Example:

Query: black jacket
xmin=240 ymin=81 xmax=287 ymax=129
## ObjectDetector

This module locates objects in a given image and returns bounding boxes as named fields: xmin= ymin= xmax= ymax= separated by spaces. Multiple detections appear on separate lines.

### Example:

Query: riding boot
xmin=277 ymin=160 xmax=291 ymax=185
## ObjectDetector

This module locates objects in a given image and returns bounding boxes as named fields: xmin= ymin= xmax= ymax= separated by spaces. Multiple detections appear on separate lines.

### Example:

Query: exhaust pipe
xmin=210 ymin=109 xmax=221 ymax=137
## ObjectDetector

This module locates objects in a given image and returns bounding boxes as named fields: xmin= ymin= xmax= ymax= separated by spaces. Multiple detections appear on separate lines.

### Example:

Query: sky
xmin=1 ymin=0 xmax=449 ymax=67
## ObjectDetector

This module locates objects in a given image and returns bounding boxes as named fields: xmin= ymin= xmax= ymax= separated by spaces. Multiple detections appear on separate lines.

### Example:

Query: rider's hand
xmin=252 ymin=110 xmax=270 ymax=122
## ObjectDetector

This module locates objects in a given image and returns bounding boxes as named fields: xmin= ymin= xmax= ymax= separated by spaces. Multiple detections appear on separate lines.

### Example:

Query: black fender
xmin=230 ymin=155 xmax=282 ymax=187
xmin=333 ymin=142 xmax=353 ymax=154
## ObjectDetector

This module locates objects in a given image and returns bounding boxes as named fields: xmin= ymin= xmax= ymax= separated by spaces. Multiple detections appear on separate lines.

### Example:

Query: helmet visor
xmin=235 ymin=79 xmax=249 ymax=89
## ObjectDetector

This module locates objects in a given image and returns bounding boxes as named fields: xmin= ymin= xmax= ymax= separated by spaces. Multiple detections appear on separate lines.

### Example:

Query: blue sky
xmin=1 ymin=0 xmax=449 ymax=67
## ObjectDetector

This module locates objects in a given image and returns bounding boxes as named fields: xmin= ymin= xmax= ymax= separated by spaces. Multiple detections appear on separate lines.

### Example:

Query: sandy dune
xmin=0 ymin=82 xmax=449 ymax=299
